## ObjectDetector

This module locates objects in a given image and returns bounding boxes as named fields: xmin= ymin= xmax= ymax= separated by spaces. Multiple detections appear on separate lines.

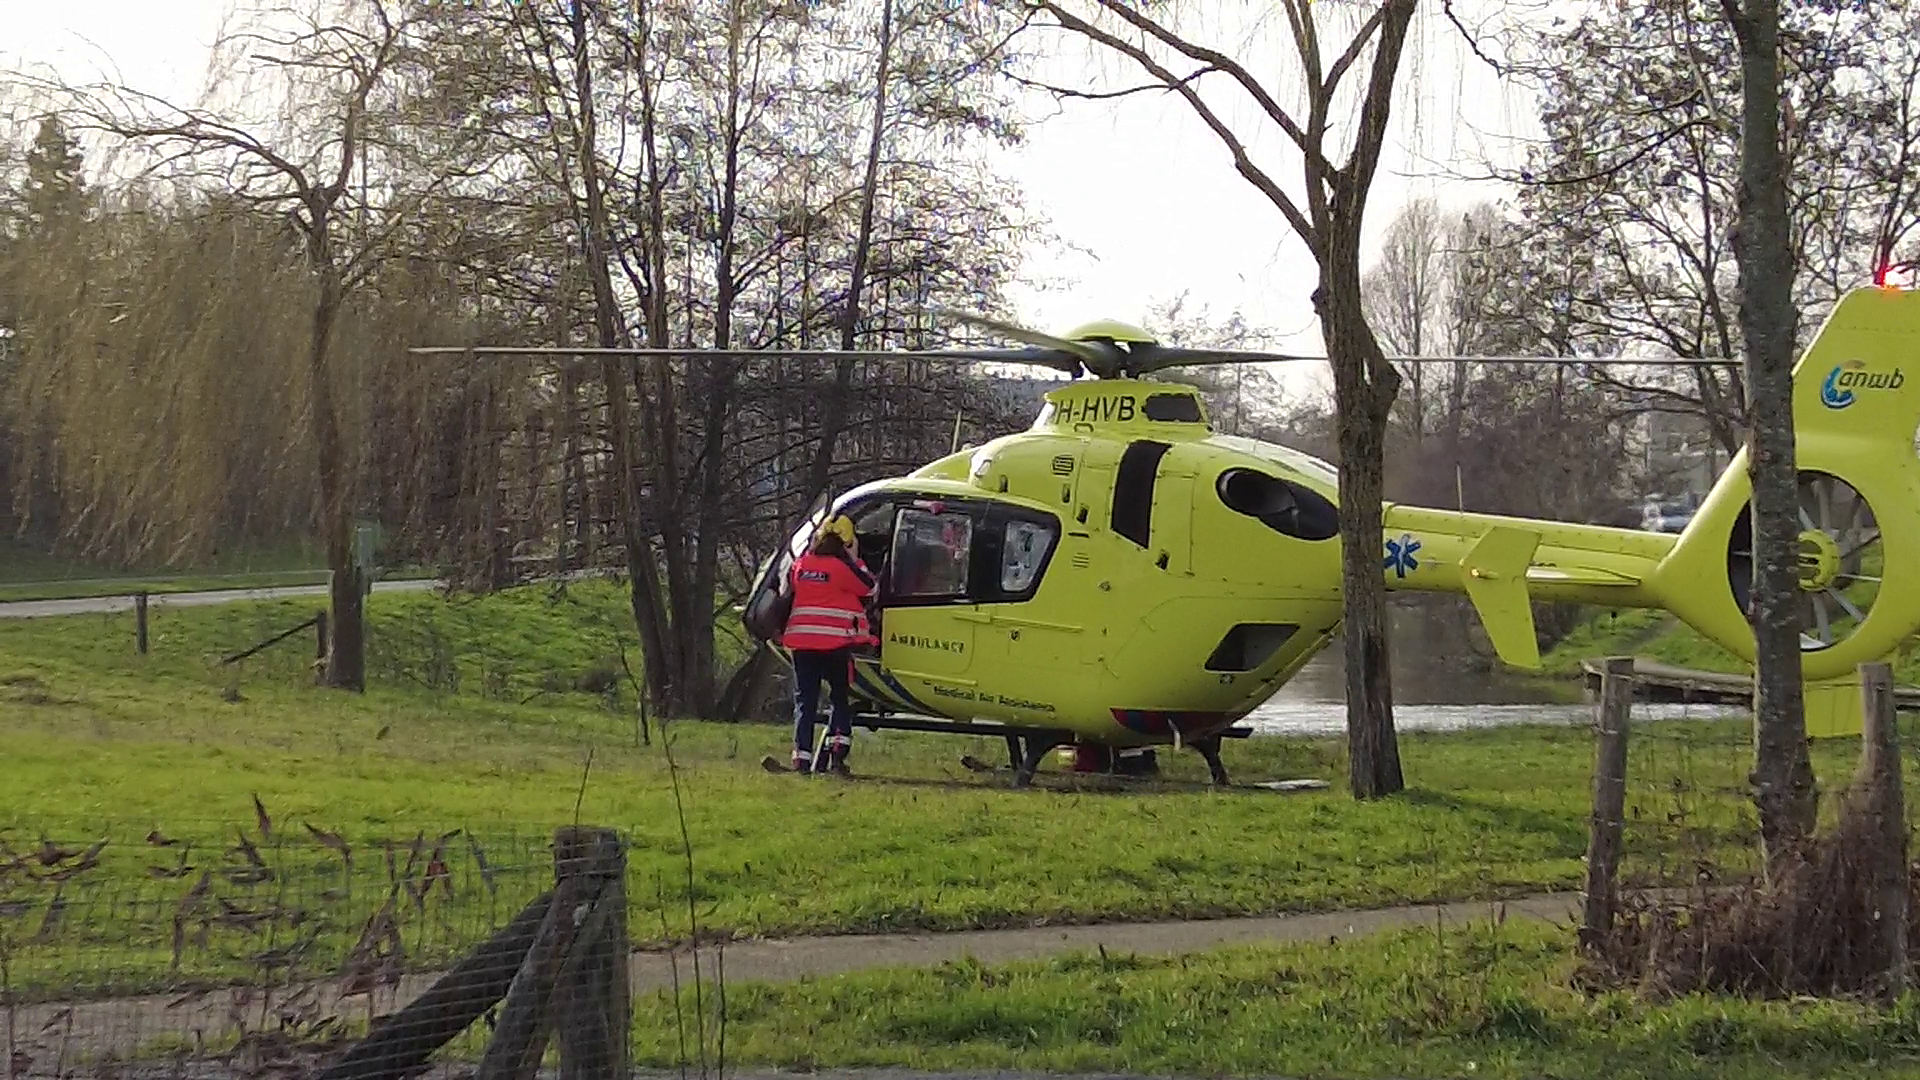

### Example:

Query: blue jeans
xmin=793 ymin=647 xmax=853 ymax=769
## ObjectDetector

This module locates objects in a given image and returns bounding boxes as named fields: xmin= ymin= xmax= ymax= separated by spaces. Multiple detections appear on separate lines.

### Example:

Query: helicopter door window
xmin=1000 ymin=519 xmax=1055 ymax=594
xmin=889 ymin=508 xmax=973 ymax=601
xmin=1112 ymin=440 xmax=1172 ymax=547
xmin=843 ymin=499 xmax=899 ymax=570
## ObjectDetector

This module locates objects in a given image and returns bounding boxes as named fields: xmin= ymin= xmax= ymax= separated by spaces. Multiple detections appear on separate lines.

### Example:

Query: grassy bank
xmin=630 ymin=918 xmax=1920 ymax=1079
xmin=1540 ymin=607 xmax=1751 ymax=676
xmin=0 ymin=583 xmax=1900 ymax=1001
xmin=1544 ymin=603 xmax=1920 ymax=690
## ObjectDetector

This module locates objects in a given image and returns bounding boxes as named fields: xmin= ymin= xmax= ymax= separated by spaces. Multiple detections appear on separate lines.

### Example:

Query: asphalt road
xmin=0 ymin=577 xmax=443 ymax=619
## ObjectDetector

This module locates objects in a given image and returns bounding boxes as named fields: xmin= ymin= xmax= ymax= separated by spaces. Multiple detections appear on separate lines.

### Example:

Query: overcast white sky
xmin=1 ymin=0 xmax=1544 ymax=381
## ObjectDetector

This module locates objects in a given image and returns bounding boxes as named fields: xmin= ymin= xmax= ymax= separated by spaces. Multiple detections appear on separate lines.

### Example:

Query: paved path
xmin=0 ymin=578 xmax=442 ymax=619
xmin=10 ymin=892 xmax=1580 ymax=1071
xmin=619 ymin=892 xmax=1578 ymax=986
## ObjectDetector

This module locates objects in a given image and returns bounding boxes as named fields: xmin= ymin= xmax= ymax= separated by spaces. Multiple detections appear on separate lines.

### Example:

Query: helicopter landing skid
xmin=1189 ymin=735 xmax=1231 ymax=786
xmin=848 ymin=710 xmax=1250 ymax=788
xmin=848 ymin=712 xmax=1074 ymax=787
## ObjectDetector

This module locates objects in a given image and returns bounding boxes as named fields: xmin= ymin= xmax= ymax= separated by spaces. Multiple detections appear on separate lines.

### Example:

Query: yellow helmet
xmin=820 ymin=514 xmax=856 ymax=546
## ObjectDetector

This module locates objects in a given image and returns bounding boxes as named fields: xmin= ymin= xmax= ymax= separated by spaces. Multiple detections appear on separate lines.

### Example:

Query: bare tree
xmin=1490 ymin=0 xmax=1920 ymax=452
xmin=18 ymin=0 xmax=483 ymax=691
xmin=1722 ymin=0 xmax=1818 ymax=861
xmin=1025 ymin=0 xmax=1418 ymax=797
xmin=1362 ymin=197 xmax=1444 ymax=452
xmin=404 ymin=0 xmax=1039 ymax=718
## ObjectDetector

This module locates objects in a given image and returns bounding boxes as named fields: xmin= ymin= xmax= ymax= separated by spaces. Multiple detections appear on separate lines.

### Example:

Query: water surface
xmin=1243 ymin=608 xmax=1744 ymax=736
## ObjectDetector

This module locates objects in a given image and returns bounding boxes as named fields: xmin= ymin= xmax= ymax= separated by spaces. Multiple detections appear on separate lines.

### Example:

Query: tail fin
xmin=1649 ymin=285 xmax=1920 ymax=732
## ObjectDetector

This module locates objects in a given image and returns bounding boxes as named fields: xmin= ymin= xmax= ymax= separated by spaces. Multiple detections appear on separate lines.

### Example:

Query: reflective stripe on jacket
xmin=781 ymin=552 xmax=876 ymax=651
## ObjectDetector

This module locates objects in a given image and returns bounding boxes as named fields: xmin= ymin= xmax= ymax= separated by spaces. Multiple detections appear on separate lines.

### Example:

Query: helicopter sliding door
xmin=745 ymin=489 xmax=1068 ymax=720
xmin=876 ymin=502 xmax=982 ymax=695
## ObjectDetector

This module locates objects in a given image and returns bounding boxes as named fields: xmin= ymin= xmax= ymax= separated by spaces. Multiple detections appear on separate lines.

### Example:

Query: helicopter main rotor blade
xmin=928 ymin=307 xmax=1116 ymax=374
xmin=1126 ymin=345 xmax=1326 ymax=373
xmin=1381 ymin=354 xmax=1735 ymax=367
xmin=410 ymin=344 xmax=1736 ymax=371
xmin=1130 ymin=349 xmax=1737 ymax=370
xmin=406 ymin=343 xmax=1086 ymax=374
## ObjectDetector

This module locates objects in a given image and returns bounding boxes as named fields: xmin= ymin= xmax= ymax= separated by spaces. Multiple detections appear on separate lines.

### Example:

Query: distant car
xmin=1641 ymin=500 xmax=1696 ymax=533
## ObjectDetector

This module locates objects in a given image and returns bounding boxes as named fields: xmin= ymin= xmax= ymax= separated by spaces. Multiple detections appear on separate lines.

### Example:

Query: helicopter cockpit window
xmin=1001 ymin=519 xmax=1055 ymax=593
xmin=890 ymin=508 xmax=973 ymax=600
xmin=847 ymin=500 xmax=897 ymax=568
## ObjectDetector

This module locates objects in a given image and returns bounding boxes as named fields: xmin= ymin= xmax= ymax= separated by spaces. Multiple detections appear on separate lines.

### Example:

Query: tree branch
xmin=1031 ymin=0 xmax=1320 ymax=253
xmin=1004 ymin=68 xmax=1216 ymax=101
xmin=1086 ymin=0 xmax=1329 ymax=179
xmin=1321 ymin=3 xmax=1389 ymax=107
xmin=1441 ymin=0 xmax=1507 ymax=75
xmin=1342 ymin=0 xmax=1419 ymax=206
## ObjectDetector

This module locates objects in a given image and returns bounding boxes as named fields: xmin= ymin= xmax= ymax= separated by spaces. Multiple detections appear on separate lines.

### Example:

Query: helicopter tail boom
xmin=1380 ymin=285 xmax=1920 ymax=736
xmin=1377 ymin=506 xmax=1673 ymax=667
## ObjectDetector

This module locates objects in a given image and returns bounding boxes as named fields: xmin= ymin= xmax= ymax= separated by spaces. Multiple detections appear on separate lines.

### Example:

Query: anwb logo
xmin=1821 ymin=361 xmax=1905 ymax=410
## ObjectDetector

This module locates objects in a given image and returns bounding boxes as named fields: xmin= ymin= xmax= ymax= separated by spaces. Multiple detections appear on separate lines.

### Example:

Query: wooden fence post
xmin=553 ymin=826 xmax=629 ymax=1080
xmin=134 ymin=592 xmax=149 ymax=655
xmin=1857 ymin=662 xmax=1907 ymax=1001
xmin=1580 ymin=656 xmax=1633 ymax=951
xmin=316 ymin=891 xmax=555 ymax=1080
xmin=475 ymin=826 xmax=629 ymax=1080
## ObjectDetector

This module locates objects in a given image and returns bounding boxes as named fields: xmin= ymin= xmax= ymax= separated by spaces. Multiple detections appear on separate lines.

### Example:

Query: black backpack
xmin=742 ymin=556 xmax=795 ymax=642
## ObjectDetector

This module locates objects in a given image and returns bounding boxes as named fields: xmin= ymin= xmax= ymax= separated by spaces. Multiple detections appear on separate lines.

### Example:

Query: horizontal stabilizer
xmin=1525 ymin=566 xmax=1643 ymax=587
xmin=1461 ymin=526 xmax=1543 ymax=669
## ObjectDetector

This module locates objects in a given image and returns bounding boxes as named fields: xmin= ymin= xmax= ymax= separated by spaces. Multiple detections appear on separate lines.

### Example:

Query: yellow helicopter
xmin=424 ymin=282 xmax=1920 ymax=787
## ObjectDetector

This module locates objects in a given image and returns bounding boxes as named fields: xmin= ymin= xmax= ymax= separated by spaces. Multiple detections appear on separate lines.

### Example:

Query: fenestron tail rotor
xmin=1725 ymin=470 xmax=1884 ymax=651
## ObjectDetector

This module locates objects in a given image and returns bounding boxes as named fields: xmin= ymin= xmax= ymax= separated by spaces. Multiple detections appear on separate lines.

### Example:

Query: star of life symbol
xmin=1383 ymin=533 xmax=1421 ymax=579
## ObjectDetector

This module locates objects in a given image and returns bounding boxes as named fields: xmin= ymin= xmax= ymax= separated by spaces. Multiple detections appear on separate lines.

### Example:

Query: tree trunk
xmin=713 ymin=0 xmax=901 ymax=726
xmin=566 ymin=0 xmax=675 ymax=710
xmin=311 ymin=261 xmax=365 ymax=692
xmin=618 ymin=0 xmax=688 ymax=719
xmin=673 ymin=0 xmax=753 ymax=719
xmin=550 ymin=270 xmax=588 ymax=576
xmin=1317 ymin=245 xmax=1404 ymax=799
xmin=1727 ymin=0 xmax=1819 ymax=859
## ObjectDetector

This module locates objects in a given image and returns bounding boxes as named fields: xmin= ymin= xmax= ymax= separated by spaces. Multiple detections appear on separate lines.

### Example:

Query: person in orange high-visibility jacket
xmin=782 ymin=515 xmax=875 ymax=775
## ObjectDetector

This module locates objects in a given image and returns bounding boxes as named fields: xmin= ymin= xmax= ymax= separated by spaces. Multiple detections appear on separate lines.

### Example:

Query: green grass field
xmin=0 ymin=584 xmax=1878 ymax=993
xmin=4 ymin=582 xmax=1916 ymax=1074
xmin=630 ymin=918 xmax=1920 ymax=1079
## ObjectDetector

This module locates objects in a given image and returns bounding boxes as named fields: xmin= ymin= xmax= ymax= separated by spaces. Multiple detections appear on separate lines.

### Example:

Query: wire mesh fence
xmin=1578 ymin=659 xmax=1919 ymax=999
xmin=0 ymin=821 xmax=644 ymax=1079
xmin=1603 ymin=684 xmax=1920 ymax=891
